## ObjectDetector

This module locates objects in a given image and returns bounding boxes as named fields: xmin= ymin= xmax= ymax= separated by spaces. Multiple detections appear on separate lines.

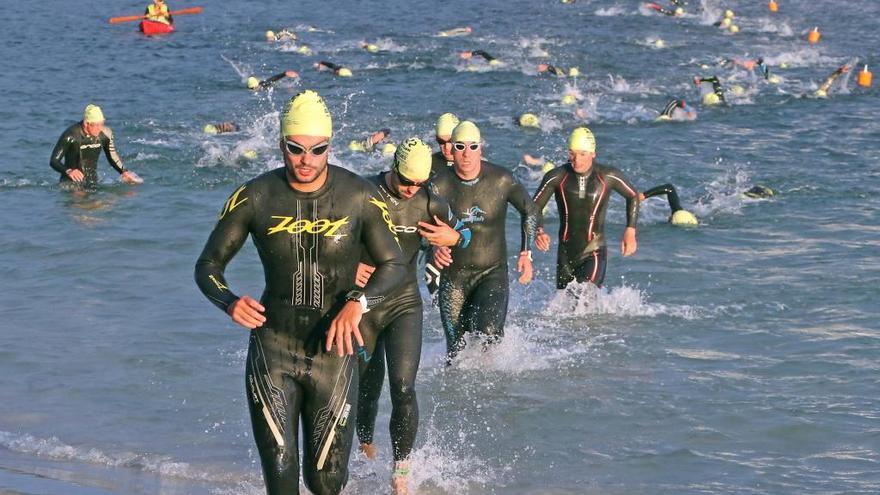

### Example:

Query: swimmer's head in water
xmin=730 ymin=85 xmax=745 ymax=96
xmin=266 ymin=30 xmax=276 ymax=41
xmin=768 ymin=75 xmax=781 ymax=84
xmin=670 ymin=210 xmax=698 ymax=226
xmin=719 ymin=18 xmax=732 ymax=29
xmin=518 ymin=113 xmax=541 ymax=128
xmin=83 ymin=104 xmax=105 ymax=124
xmin=568 ymin=127 xmax=596 ymax=153
xmin=281 ymin=90 xmax=333 ymax=139
xmin=702 ymin=93 xmax=721 ymax=105
xmin=337 ymin=67 xmax=353 ymax=77
xmin=729 ymin=24 xmax=740 ymax=34
xmin=246 ymin=77 xmax=260 ymax=90
xmin=674 ymin=7 xmax=684 ymax=15
xmin=743 ymin=185 xmax=774 ymax=199
xmin=242 ymin=150 xmax=258 ymax=160
xmin=814 ymin=89 xmax=828 ymax=98
xmin=724 ymin=9 xmax=734 ymax=19
xmin=381 ymin=143 xmax=397 ymax=156
xmin=568 ymin=67 xmax=580 ymax=77
xmin=393 ymin=137 xmax=433 ymax=185
xmin=203 ymin=124 xmax=218 ymax=135
xmin=561 ymin=94 xmax=577 ymax=105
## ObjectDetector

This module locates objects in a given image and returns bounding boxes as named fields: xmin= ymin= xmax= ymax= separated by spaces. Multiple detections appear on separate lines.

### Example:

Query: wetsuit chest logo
xmin=393 ymin=225 xmax=418 ymax=234
xmin=267 ymin=216 xmax=349 ymax=237
xmin=80 ymin=143 xmax=102 ymax=150
xmin=461 ymin=206 xmax=486 ymax=224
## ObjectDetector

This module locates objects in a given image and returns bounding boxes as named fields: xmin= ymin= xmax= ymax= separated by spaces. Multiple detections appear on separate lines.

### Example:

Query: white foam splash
xmin=544 ymin=282 xmax=701 ymax=319
xmin=596 ymin=6 xmax=627 ymax=16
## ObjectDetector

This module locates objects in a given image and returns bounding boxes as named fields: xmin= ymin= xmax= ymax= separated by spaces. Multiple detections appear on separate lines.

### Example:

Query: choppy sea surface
xmin=1 ymin=0 xmax=878 ymax=493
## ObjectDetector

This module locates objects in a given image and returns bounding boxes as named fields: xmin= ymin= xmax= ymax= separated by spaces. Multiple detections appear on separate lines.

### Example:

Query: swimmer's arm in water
xmin=100 ymin=128 xmax=141 ymax=183
xmin=606 ymin=168 xmax=639 ymax=256
xmin=195 ymin=183 xmax=266 ymax=329
xmin=316 ymin=61 xmax=341 ymax=72
xmin=258 ymin=72 xmax=291 ymax=89
xmin=641 ymin=183 xmax=683 ymax=212
xmin=531 ymin=168 xmax=564 ymax=252
xmin=472 ymin=50 xmax=496 ymax=62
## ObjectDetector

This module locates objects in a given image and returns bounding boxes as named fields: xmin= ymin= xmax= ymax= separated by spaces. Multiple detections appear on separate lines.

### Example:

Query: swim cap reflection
xmin=83 ymin=104 xmax=104 ymax=123
xmin=670 ymin=210 xmax=698 ymax=226
xmin=394 ymin=137 xmax=433 ymax=182
xmin=281 ymin=90 xmax=333 ymax=138
xmin=247 ymin=77 xmax=260 ymax=90
xmin=451 ymin=121 xmax=481 ymax=143
xmin=519 ymin=113 xmax=540 ymax=127
xmin=568 ymin=127 xmax=596 ymax=153
xmin=435 ymin=113 xmax=460 ymax=137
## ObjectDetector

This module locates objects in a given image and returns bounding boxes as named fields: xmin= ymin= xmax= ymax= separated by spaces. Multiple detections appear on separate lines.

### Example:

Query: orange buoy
xmin=858 ymin=65 xmax=873 ymax=87
xmin=768 ymin=0 xmax=778 ymax=12
xmin=807 ymin=27 xmax=820 ymax=44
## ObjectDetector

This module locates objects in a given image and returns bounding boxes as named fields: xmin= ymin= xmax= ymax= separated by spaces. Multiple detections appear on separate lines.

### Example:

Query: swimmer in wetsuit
xmin=50 ymin=104 xmax=142 ymax=185
xmin=640 ymin=184 xmax=698 ymax=225
xmin=203 ymin=122 xmax=239 ymax=134
xmin=315 ymin=61 xmax=353 ymax=77
xmin=194 ymin=90 xmax=406 ymax=495
xmin=266 ymin=29 xmax=297 ymax=42
xmin=354 ymin=138 xmax=469 ymax=494
xmin=247 ymin=71 xmax=299 ymax=90
xmin=694 ymin=75 xmax=726 ymax=105
xmin=460 ymin=50 xmax=501 ymax=66
xmin=430 ymin=121 xmax=537 ymax=360
xmin=814 ymin=64 xmax=850 ymax=98
xmin=348 ymin=128 xmax=391 ymax=152
xmin=533 ymin=127 xmax=639 ymax=288
xmin=657 ymin=99 xmax=696 ymax=121
xmin=431 ymin=113 xmax=459 ymax=176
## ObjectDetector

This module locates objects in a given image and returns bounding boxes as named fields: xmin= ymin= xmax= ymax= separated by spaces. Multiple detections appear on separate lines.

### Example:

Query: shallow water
xmin=1 ymin=0 xmax=878 ymax=493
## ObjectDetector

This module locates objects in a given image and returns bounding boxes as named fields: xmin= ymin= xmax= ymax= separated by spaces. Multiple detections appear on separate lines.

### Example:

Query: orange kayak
xmin=140 ymin=20 xmax=175 ymax=36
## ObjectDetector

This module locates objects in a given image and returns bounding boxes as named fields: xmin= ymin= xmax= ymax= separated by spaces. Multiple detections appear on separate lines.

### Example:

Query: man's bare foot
xmin=392 ymin=460 xmax=410 ymax=495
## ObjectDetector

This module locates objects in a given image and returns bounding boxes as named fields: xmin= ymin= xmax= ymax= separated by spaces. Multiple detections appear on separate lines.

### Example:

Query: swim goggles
xmin=394 ymin=167 xmax=426 ymax=187
xmin=285 ymin=140 xmax=329 ymax=156
xmin=453 ymin=142 xmax=480 ymax=151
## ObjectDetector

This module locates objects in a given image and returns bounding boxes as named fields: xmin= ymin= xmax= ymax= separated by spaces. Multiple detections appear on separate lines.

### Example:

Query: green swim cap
xmin=719 ymin=18 xmax=732 ymax=29
xmin=731 ymin=85 xmax=745 ymax=96
xmin=729 ymin=24 xmax=740 ymax=34
xmin=83 ymin=104 xmax=104 ymax=123
xmin=568 ymin=67 xmax=580 ymax=77
xmin=242 ymin=150 xmax=258 ymax=160
xmin=265 ymin=30 xmax=276 ymax=41
xmin=203 ymin=124 xmax=218 ymax=135
xmin=281 ymin=90 xmax=333 ymax=138
xmin=297 ymin=45 xmax=312 ymax=55
xmin=702 ymin=93 xmax=721 ymax=105
xmin=561 ymin=94 xmax=577 ymax=105
xmin=452 ymin=121 xmax=481 ymax=143
xmin=519 ymin=113 xmax=540 ymax=128
xmin=348 ymin=140 xmax=366 ymax=152
xmin=670 ymin=210 xmax=698 ymax=226
xmin=436 ymin=113 xmax=460 ymax=137
xmin=394 ymin=137 xmax=433 ymax=182
xmin=724 ymin=9 xmax=735 ymax=19
xmin=569 ymin=127 xmax=596 ymax=153
xmin=337 ymin=67 xmax=353 ymax=77
xmin=365 ymin=43 xmax=379 ymax=53
xmin=768 ymin=75 xmax=781 ymax=84
xmin=247 ymin=77 xmax=260 ymax=90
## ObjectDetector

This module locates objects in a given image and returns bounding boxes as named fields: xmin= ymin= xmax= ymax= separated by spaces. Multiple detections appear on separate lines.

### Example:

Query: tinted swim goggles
xmin=394 ymin=167 xmax=426 ymax=187
xmin=285 ymin=140 xmax=330 ymax=156
xmin=453 ymin=142 xmax=480 ymax=151
xmin=436 ymin=137 xmax=451 ymax=146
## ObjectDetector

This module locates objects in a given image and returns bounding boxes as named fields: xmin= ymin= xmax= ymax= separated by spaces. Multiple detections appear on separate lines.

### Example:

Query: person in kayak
xmin=194 ymin=90 xmax=406 ymax=495
xmin=50 ymin=104 xmax=142 ymax=185
xmin=247 ymin=71 xmax=299 ymax=90
xmin=144 ymin=0 xmax=172 ymax=24
xmin=639 ymin=184 xmax=698 ymax=225
xmin=430 ymin=121 xmax=538 ymax=361
xmin=315 ymin=61 xmax=353 ymax=77
xmin=693 ymin=75 xmax=726 ymax=105
xmin=354 ymin=138 xmax=469 ymax=494
xmin=533 ymin=127 xmax=639 ymax=289
xmin=431 ymin=113 xmax=459 ymax=175
xmin=203 ymin=122 xmax=239 ymax=134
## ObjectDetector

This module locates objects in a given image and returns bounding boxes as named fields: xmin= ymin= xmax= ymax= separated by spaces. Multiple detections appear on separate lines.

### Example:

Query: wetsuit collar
xmin=567 ymin=161 xmax=594 ymax=177
xmin=452 ymin=160 xmax=484 ymax=185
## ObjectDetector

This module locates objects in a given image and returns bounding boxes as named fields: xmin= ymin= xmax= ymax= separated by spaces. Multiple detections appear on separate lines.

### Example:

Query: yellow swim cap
xmin=365 ymin=43 xmax=379 ymax=53
xmin=203 ymin=124 xmax=218 ymax=135
xmin=297 ymin=45 xmax=312 ymax=55
xmin=451 ymin=120 xmax=481 ymax=143
xmin=729 ymin=24 xmax=740 ymax=34
xmin=568 ymin=67 xmax=580 ymax=77
xmin=542 ymin=161 xmax=555 ymax=173
xmin=381 ymin=142 xmax=397 ymax=156
xmin=519 ymin=113 xmax=540 ymax=128
xmin=670 ymin=210 xmax=698 ymax=226
xmin=394 ymin=137 xmax=433 ymax=182
xmin=247 ymin=77 xmax=260 ymax=90
xmin=265 ymin=30 xmax=276 ymax=41
xmin=569 ymin=127 xmax=596 ymax=152
xmin=436 ymin=113 xmax=460 ymax=137
xmin=768 ymin=75 xmax=781 ymax=84
xmin=814 ymin=89 xmax=828 ymax=98
xmin=348 ymin=140 xmax=366 ymax=152
xmin=489 ymin=59 xmax=502 ymax=66
xmin=242 ymin=150 xmax=258 ymax=160
xmin=281 ymin=90 xmax=333 ymax=138
xmin=702 ymin=93 xmax=721 ymax=105
xmin=674 ymin=7 xmax=684 ymax=15
xmin=83 ymin=104 xmax=104 ymax=123
xmin=337 ymin=67 xmax=353 ymax=77
xmin=779 ymin=62 xmax=789 ymax=69
xmin=731 ymin=85 xmax=745 ymax=96
xmin=719 ymin=18 xmax=731 ymax=29
xmin=561 ymin=94 xmax=577 ymax=106
xmin=724 ymin=9 xmax=734 ymax=19
xmin=655 ymin=39 xmax=665 ymax=48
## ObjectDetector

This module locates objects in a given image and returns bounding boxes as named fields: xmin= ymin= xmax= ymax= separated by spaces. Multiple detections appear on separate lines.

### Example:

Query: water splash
xmin=544 ymin=282 xmax=700 ymax=319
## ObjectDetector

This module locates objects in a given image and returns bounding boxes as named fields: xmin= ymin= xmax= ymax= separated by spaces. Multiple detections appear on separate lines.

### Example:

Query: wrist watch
xmin=345 ymin=289 xmax=369 ymax=312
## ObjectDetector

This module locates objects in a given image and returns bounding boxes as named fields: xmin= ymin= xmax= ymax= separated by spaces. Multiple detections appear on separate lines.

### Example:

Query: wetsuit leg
xmin=463 ymin=266 xmax=509 ymax=345
xmin=439 ymin=274 xmax=472 ymax=359
xmin=556 ymin=248 xmax=576 ymax=290
xmin=383 ymin=308 xmax=422 ymax=460
xmin=356 ymin=337 xmax=386 ymax=446
xmin=572 ymin=247 xmax=608 ymax=287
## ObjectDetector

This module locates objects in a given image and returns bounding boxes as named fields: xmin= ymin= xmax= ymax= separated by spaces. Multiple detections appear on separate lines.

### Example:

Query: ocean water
xmin=1 ymin=0 xmax=878 ymax=493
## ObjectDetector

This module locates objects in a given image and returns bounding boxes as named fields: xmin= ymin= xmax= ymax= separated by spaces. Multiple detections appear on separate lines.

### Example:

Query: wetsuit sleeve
xmin=50 ymin=129 xmax=74 ymax=174
xmin=532 ymin=168 xmax=562 ymax=229
xmin=506 ymin=175 xmax=538 ymax=251
xmin=641 ymin=183 xmax=683 ymax=212
xmin=259 ymin=73 xmax=287 ymax=89
xmin=194 ymin=184 xmax=254 ymax=312
xmin=428 ymin=191 xmax=471 ymax=248
xmin=319 ymin=61 xmax=341 ymax=71
xmin=100 ymin=128 xmax=126 ymax=174
xmin=606 ymin=168 xmax=640 ymax=228
xmin=360 ymin=192 xmax=406 ymax=309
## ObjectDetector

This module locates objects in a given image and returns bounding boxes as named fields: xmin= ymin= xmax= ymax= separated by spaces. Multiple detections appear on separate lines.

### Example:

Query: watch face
xmin=346 ymin=290 xmax=364 ymax=300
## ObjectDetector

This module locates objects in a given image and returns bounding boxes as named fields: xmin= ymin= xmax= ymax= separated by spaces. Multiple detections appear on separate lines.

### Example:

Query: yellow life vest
xmin=146 ymin=4 xmax=170 ymax=23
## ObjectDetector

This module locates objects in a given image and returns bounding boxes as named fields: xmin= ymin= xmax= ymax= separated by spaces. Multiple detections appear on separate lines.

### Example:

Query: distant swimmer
xmin=246 ymin=70 xmax=299 ymax=90
xmin=315 ymin=60 xmax=353 ymax=77
xmin=361 ymin=41 xmax=381 ymax=53
xmin=645 ymin=2 xmax=684 ymax=16
xmin=437 ymin=26 xmax=472 ymax=37
xmin=355 ymin=138 xmax=469 ymax=494
xmin=460 ymin=50 xmax=502 ymax=66
xmin=349 ymin=128 xmax=391 ymax=152
xmin=523 ymin=154 xmax=556 ymax=174
xmin=639 ymin=184 xmax=698 ymax=225
xmin=50 ymin=104 xmax=142 ymax=185
xmin=203 ymin=122 xmax=239 ymax=134
xmin=537 ymin=63 xmax=579 ymax=77
xmin=266 ymin=29 xmax=296 ymax=42
xmin=431 ymin=113 xmax=459 ymax=175
xmin=144 ymin=0 xmax=172 ymax=25
xmin=742 ymin=184 xmax=774 ymax=199
xmin=656 ymin=99 xmax=696 ymax=121
xmin=814 ymin=64 xmax=850 ymax=98
xmin=533 ymin=127 xmax=639 ymax=289
xmin=430 ymin=121 xmax=537 ymax=360
xmin=518 ymin=113 xmax=541 ymax=128
xmin=694 ymin=75 xmax=726 ymax=105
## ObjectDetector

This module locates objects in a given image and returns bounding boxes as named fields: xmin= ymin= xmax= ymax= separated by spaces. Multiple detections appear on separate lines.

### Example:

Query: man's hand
xmin=66 ymin=169 xmax=85 ymax=182
xmin=285 ymin=70 xmax=299 ymax=78
xmin=418 ymin=215 xmax=461 ymax=247
xmin=355 ymin=263 xmax=375 ymax=288
xmin=326 ymin=301 xmax=365 ymax=357
xmin=227 ymin=295 xmax=266 ymax=329
xmin=517 ymin=252 xmax=533 ymax=284
xmin=433 ymin=246 xmax=453 ymax=267
xmin=120 ymin=171 xmax=143 ymax=184
xmin=535 ymin=228 xmax=552 ymax=252
xmin=621 ymin=227 xmax=637 ymax=257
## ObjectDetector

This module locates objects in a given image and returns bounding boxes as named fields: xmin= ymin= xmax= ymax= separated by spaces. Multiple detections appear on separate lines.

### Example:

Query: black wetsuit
xmin=356 ymin=173 xmax=469 ymax=460
xmin=194 ymin=165 xmax=405 ymax=495
xmin=697 ymin=76 xmax=726 ymax=103
xmin=533 ymin=163 xmax=639 ymax=288
xmin=543 ymin=64 xmax=567 ymax=77
xmin=431 ymin=151 xmax=452 ymax=177
xmin=430 ymin=162 xmax=537 ymax=359
xmin=660 ymin=99 xmax=686 ymax=118
xmin=258 ymin=73 xmax=289 ymax=90
xmin=317 ymin=61 xmax=344 ymax=73
xmin=642 ymin=183 xmax=684 ymax=213
xmin=50 ymin=122 xmax=126 ymax=184
xmin=470 ymin=50 xmax=497 ymax=63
